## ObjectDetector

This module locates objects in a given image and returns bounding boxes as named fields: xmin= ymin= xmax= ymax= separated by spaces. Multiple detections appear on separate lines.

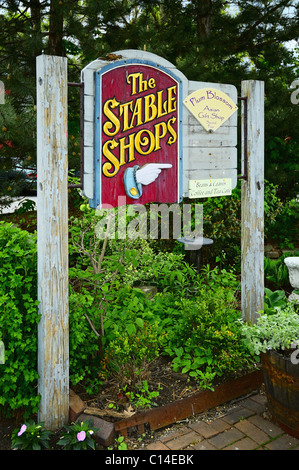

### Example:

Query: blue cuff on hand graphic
xmin=123 ymin=165 xmax=143 ymax=199
xmin=124 ymin=163 xmax=172 ymax=199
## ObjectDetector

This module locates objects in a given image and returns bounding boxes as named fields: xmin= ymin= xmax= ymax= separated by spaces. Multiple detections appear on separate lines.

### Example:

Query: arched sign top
xmin=94 ymin=58 xmax=184 ymax=208
xmin=81 ymin=51 xmax=189 ymax=208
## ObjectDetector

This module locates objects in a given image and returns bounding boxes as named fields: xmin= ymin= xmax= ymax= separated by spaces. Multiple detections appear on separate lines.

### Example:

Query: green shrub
xmin=103 ymin=287 xmax=164 ymax=386
xmin=163 ymin=269 xmax=256 ymax=389
xmin=0 ymin=222 xmax=40 ymax=416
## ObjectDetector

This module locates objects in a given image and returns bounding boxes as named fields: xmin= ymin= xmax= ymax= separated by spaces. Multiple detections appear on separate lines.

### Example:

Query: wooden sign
xmin=189 ymin=178 xmax=232 ymax=198
xmin=94 ymin=61 xmax=183 ymax=208
xmin=81 ymin=52 xmax=189 ymax=209
xmin=184 ymin=88 xmax=238 ymax=133
xmin=182 ymin=81 xmax=238 ymax=196
xmin=81 ymin=52 xmax=238 ymax=203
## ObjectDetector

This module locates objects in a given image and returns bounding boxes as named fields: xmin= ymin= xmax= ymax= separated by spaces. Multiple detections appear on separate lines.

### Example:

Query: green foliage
xmin=265 ymin=137 xmax=299 ymax=201
xmin=57 ymin=419 xmax=98 ymax=450
xmin=161 ymin=267 xmax=255 ymax=389
xmin=14 ymin=198 xmax=36 ymax=214
xmin=120 ymin=380 xmax=162 ymax=410
xmin=102 ymin=287 xmax=164 ymax=386
xmin=265 ymin=252 xmax=299 ymax=291
xmin=108 ymin=435 xmax=128 ymax=451
xmin=0 ymin=222 xmax=40 ymax=416
xmin=199 ymin=187 xmax=241 ymax=269
xmin=68 ymin=289 xmax=101 ymax=389
xmin=241 ymin=304 xmax=299 ymax=356
xmin=196 ymin=179 xmax=297 ymax=270
xmin=11 ymin=421 xmax=53 ymax=450
xmin=264 ymin=287 xmax=288 ymax=315
xmin=267 ymin=198 xmax=299 ymax=248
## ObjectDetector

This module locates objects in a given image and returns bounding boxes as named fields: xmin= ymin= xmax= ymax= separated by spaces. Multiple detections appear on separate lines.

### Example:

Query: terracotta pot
xmin=261 ymin=349 xmax=299 ymax=438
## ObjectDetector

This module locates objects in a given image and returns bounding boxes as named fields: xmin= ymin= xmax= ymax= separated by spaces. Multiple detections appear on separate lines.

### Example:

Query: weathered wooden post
xmin=241 ymin=80 xmax=265 ymax=323
xmin=36 ymin=55 xmax=69 ymax=429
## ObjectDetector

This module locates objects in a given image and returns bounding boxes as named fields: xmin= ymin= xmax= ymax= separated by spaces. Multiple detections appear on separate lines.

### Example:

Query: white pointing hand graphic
xmin=135 ymin=163 xmax=172 ymax=185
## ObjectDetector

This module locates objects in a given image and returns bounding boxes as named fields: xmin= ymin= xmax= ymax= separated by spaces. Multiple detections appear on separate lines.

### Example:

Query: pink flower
xmin=77 ymin=430 xmax=86 ymax=442
xmin=18 ymin=424 xmax=27 ymax=436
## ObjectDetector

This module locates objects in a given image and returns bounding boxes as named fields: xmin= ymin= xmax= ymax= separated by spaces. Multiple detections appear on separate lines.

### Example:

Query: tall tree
xmin=0 ymin=0 xmax=298 ymax=201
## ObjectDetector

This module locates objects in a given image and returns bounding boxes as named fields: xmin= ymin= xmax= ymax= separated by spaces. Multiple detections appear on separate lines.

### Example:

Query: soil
xmin=0 ymin=355 xmax=257 ymax=451
xmin=78 ymin=356 xmax=203 ymax=411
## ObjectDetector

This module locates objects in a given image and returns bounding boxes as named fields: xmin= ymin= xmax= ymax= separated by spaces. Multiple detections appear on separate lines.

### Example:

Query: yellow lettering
xmin=144 ymin=94 xmax=157 ymax=123
xmin=148 ymin=77 xmax=156 ymax=89
xmin=129 ymin=98 xmax=143 ymax=129
xmin=102 ymin=139 xmax=120 ymax=177
xmin=119 ymin=100 xmax=133 ymax=132
xmin=135 ymin=129 xmax=155 ymax=155
xmin=157 ymin=90 xmax=168 ymax=118
xmin=167 ymin=86 xmax=177 ymax=113
xmin=154 ymin=122 xmax=167 ymax=151
xmin=126 ymin=73 xmax=140 ymax=95
xmin=118 ymin=133 xmax=136 ymax=166
xmin=166 ymin=117 xmax=177 ymax=145
xmin=103 ymin=98 xmax=120 ymax=137
xmin=126 ymin=72 xmax=155 ymax=95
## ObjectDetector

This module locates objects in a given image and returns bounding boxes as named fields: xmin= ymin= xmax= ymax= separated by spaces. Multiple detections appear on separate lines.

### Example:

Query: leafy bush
xmin=241 ymin=303 xmax=299 ymax=356
xmin=161 ymin=268 xmax=255 ymax=389
xmin=264 ymin=287 xmax=288 ymax=315
xmin=267 ymin=197 xmax=299 ymax=248
xmin=192 ymin=179 xmax=294 ymax=270
xmin=102 ymin=286 xmax=165 ymax=386
xmin=0 ymin=222 xmax=40 ymax=416
xmin=264 ymin=251 xmax=299 ymax=291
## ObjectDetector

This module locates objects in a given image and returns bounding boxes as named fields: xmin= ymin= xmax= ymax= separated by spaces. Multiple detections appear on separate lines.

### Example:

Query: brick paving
xmin=143 ymin=393 xmax=299 ymax=451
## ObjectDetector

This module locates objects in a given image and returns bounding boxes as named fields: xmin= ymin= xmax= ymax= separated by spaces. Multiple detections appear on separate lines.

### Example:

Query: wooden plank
xmin=241 ymin=81 xmax=265 ymax=323
xmin=185 ymin=123 xmax=237 ymax=148
xmin=36 ymin=55 xmax=69 ymax=430
xmin=188 ymin=79 xmax=238 ymax=98
xmin=187 ymin=147 xmax=237 ymax=169
xmin=115 ymin=370 xmax=263 ymax=435
xmin=183 ymin=81 xmax=238 ymax=194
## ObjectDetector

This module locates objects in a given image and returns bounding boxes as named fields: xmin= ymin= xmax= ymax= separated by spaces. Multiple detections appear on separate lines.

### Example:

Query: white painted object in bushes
xmin=284 ymin=257 xmax=299 ymax=302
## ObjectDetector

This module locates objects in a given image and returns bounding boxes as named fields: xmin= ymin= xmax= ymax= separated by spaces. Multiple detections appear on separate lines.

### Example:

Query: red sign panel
xmin=93 ymin=61 xmax=182 ymax=208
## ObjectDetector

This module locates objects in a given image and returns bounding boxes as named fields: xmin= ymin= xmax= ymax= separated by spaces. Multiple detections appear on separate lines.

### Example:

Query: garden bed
xmin=74 ymin=355 xmax=263 ymax=439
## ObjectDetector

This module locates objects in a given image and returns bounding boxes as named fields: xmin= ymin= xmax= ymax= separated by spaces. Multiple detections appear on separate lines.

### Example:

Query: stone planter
xmin=284 ymin=256 xmax=299 ymax=302
xmin=261 ymin=350 xmax=299 ymax=439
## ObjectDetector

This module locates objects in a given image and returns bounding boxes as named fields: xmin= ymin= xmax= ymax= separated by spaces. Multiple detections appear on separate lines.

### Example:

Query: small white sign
xmin=189 ymin=178 xmax=232 ymax=198
xmin=184 ymin=88 xmax=238 ymax=133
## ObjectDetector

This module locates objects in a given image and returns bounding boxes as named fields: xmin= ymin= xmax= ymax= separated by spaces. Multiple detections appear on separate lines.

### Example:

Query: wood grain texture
xmin=241 ymin=80 xmax=265 ymax=323
xmin=36 ymin=55 xmax=69 ymax=430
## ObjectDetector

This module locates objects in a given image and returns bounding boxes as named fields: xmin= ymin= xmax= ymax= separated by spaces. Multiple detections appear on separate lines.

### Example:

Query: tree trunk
xmin=196 ymin=0 xmax=212 ymax=41
xmin=30 ymin=0 xmax=44 ymax=58
xmin=48 ymin=0 xmax=65 ymax=56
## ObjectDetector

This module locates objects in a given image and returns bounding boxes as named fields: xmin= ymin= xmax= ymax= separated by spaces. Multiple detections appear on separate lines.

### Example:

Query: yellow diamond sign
xmin=184 ymin=88 xmax=238 ymax=132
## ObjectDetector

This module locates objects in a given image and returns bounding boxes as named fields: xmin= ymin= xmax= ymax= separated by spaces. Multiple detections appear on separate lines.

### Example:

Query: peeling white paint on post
xmin=241 ymin=80 xmax=264 ymax=323
xmin=36 ymin=55 xmax=69 ymax=429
